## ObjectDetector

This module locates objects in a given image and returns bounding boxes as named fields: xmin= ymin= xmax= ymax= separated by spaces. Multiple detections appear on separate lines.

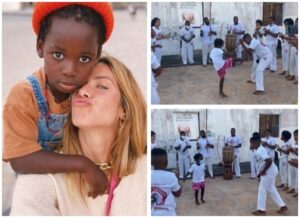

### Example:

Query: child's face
xmin=37 ymin=17 xmax=100 ymax=94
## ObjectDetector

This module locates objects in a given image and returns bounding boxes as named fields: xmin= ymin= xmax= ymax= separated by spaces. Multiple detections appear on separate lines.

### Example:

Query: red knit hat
xmin=32 ymin=2 xmax=114 ymax=43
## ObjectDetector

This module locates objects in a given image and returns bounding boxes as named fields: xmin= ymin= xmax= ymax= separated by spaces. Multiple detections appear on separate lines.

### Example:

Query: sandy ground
xmin=157 ymin=60 xmax=298 ymax=104
xmin=2 ymin=9 xmax=146 ymax=215
xmin=176 ymin=173 xmax=298 ymax=216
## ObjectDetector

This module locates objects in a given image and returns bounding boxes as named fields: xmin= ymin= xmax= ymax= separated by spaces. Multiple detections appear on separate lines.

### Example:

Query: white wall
xmin=151 ymin=109 xmax=298 ymax=168
xmin=151 ymin=2 xmax=298 ymax=56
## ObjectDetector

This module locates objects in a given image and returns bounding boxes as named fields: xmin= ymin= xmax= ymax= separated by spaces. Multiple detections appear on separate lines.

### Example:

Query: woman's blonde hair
xmin=62 ymin=56 xmax=146 ymax=196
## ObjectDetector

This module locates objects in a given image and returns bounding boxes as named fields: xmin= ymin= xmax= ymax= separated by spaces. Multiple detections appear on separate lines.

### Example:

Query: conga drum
xmin=222 ymin=146 xmax=234 ymax=180
xmin=225 ymin=34 xmax=236 ymax=57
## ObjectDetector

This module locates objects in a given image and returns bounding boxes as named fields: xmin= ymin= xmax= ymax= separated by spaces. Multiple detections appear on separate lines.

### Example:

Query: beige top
xmin=10 ymin=155 xmax=147 ymax=216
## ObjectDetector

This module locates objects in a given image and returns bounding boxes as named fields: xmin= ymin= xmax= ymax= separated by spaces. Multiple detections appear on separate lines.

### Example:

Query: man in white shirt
xmin=288 ymin=129 xmax=298 ymax=197
xmin=250 ymin=135 xmax=287 ymax=215
xmin=228 ymin=16 xmax=245 ymax=59
xmin=151 ymin=148 xmax=181 ymax=216
xmin=264 ymin=16 xmax=279 ymax=72
xmin=262 ymin=129 xmax=277 ymax=161
xmin=225 ymin=128 xmax=242 ymax=178
xmin=196 ymin=130 xmax=214 ymax=178
xmin=180 ymin=20 xmax=195 ymax=65
xmin=240 ymin=33 xmax=273 ymax=95
xmin=151 ymin=131 xmax=158 ymax=150
xmin=174 ymin=131 xmax=192 ymax=179
xmin=200 ymin=17 xmax=217 ymax=66
xmin=151 ymin=52 xmax=161 ymax=104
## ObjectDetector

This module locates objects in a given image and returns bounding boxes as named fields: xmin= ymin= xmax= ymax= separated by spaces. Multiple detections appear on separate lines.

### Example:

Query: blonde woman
xmin=10 ymin=56 xmax=147 ymax=216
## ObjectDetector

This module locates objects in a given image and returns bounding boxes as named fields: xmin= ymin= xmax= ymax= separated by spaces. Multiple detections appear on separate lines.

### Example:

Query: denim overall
xmin=27 ymin=76 xmax=68 ymax=151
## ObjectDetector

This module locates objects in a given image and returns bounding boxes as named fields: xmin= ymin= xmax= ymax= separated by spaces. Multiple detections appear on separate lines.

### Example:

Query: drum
xmin=225 ymin=34 xmax=236 ymax=56
xmin=222 ymin=146 xmax=234 ymax=180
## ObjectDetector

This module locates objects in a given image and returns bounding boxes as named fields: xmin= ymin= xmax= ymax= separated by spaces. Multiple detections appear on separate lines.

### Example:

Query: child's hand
xmin=81 ymin=159 xmax=109 ymax=198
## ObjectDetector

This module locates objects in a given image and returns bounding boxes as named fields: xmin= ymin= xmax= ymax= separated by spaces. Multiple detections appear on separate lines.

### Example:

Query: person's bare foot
xmin=287 ymin=189 xmax=295 ymax=194
xmin=286 ymin=75 xmax=291 ymax=79
xmin=276 ymin=184 xmax=284 ymax=188
xmin=279 ymin=71 xmax=286 ymax=75
xmin=270 ymin=70 xmax=276 ymax=73
xmin=195 ymin=200 xmax=200 ymax=205
xmin=287 ymin=76 xmax=295 ymax=81
xmin=277 ymin=206 xmax=288 ymax=214
xmin=283 ymin=186 xmax=289 ymax=191
xmin=252 ymin=210 xmax=266 ymax=216
xmin=253 ymin=90 xmax=265 ymax=95
xmin=202 ymin=64 xmax=207 ymax=67
xmin=201 ymin=199 xmax=206 ymax=203
xmin=294 ymin=80 xmax=298 ymax=85
xmin=293 ymin=193 xmax=298 ymax=198
xmin=246 ymin=80 xmax=255 ymax=84
xmin=220 ymin=93 xmax=227 ymax=97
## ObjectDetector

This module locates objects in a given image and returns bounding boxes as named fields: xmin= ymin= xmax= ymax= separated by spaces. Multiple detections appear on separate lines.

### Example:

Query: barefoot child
xmin=250 ymin=135 xmax=288 ymax=216
xmin=3 ymin=2 xmax=114 ymax=198
xmin=210 ymin=38 xmax=233 ymax=97
xmin=185 ymin=153 xmax=206 ymax=205
xmin=151 ymin=148 xmax=182 ymax=216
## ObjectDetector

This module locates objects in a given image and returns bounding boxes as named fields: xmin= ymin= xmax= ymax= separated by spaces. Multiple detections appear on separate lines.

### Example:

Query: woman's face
xmin=71 ymin=63 xmax=123 ymax=129
xmin=155 ymin=19 xmax=160 ymax=28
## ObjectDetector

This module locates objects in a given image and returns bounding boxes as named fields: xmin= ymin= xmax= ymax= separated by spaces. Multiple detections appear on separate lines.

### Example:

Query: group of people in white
xmin=151 ymin=16 xmax=298 ymax=102
xmin=151 ymin=128 xmax=298 ymax=216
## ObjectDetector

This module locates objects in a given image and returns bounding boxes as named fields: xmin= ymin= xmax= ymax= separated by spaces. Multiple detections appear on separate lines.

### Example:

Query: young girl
xmin=3 ymin=2 xmax=114 ymax=197
xmin=277 ymin=130 xmax=292 ymax=190
xmin=186 ymin=153 xmax=206 ymax=205
xmin=210 ymin=38 xmax=233 ymax=97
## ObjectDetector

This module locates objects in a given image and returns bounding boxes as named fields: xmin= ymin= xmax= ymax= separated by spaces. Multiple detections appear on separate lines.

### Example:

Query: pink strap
xmin=104 ymin=175 xmax=118 ymax=216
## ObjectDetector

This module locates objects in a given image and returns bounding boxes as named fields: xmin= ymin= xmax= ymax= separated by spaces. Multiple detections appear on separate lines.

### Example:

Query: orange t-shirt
xmin=3 ymin=68 xmax=70 ymax=161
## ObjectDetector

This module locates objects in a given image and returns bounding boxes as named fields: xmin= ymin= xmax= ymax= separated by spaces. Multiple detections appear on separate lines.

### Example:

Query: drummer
xmin=227 ymin=16 xmax=245 ymax=59
xmin=225 ymin=128 xmax=242 ymax=178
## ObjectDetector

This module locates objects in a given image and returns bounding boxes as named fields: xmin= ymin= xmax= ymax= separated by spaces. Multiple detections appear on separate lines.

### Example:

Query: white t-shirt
xmin=200 ymin=24 xmax=217 ymax=44
xmin=210 ymin=48 xmax=225 ymax=71
xmin=255 ymin=145 xmax=278 ymax=177
xmin=265 ymin=24 xmax=279 ymax=45
xmin=228 ymin=23 xmax=245 ymax=41
xmin=174 ymin=137 xmax=191 ymax=157
xmin=254 ymin=27 xmax=265 ymax=43
xmin=152 ymin=26 xmax=163 ymax=45
xmin=264 ymin=136 xmax=276 ymax=159
xmin=197 ymin=137 xmax=214 ymax=158
xmin=226 ymin=135 xmax=241 ymax=155
xmin=249 ymin=38 xmax=272 ymax=58
xmin=151 ymin=52 xmax=160 ymax=104
xmin=180 ymin=26 xmax=195 ymax=43
xmin=278 ymin=141 xmax=291 ymax=159
xmin=188 ymin=163 xmax=205 ymax=183
xmin=151 ymin=170 xmax=180 ymax=213
xmin=290 ymin=143 xmax=298 ymax=160
xmin=151 ymin=143 xmax=157 ymax=150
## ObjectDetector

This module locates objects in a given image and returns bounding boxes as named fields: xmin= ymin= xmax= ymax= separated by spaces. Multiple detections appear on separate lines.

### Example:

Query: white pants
xmin=289 ymin=46 xmax=298 ymax=76
xmin=288 ymin=164 xmax=298 ymax=190
xmin=181 ymin=41 xmax=194 ymax=64
xmin=251 ymin=53 xmax=258 ymax=82
xmin=152 ymin=208 xmax=176 ymax=216
xmin=178 ymin=155 xmax=190 ymax=179
xmin=154 ymin=47 xmax=162 ymax=64
xmin=232 ymin=153 xmax=241 ymax=177
xmin=281 ymin=44 xmax=290 ymax=71
xmin=250 ymin=151 xmax=257 ymax=178
xmin=204 ymin=156 xmax=213 ymax=177
xmin=235 ymin=39 xmax=243 ymax=58
xmin=279 ymin=157 xmax=288 ymax=185
xmin=253 ymin=53 xmax=273 ymax=91
xmin=202 ymin=43 xmax=213 ymax=65
xmin=267 ymin=43 xmax=277 ymax=71
xmin=257 ymin=174 xmax=285 ymax=211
